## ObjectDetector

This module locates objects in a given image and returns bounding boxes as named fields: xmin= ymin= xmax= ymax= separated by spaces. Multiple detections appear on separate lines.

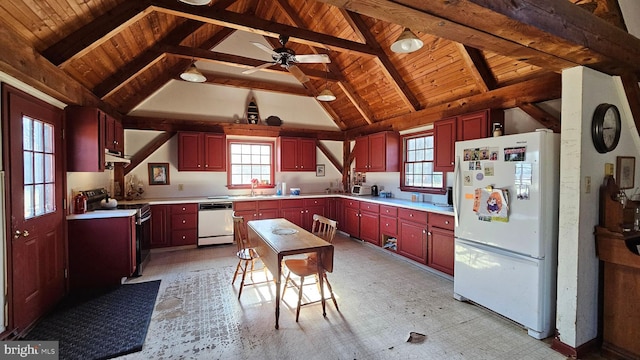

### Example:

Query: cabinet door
xmin=458 ymin=110 xmax=488 ymax=141
xmin=360 ymin=211 xmax=380 ymax=245
xmin=367 ymin=133 xmax=387 ymax=172
xmin=428 ymin=227 xmax=454 ymax=275
xmin=278 ymin=137 xmax=299 ymax=171
xmin=380 ymin=215 xmax=398 ymax=237
xmin=178 ymin=132 xmax=203 ymax=171
xmin=354 ymin=136 xmax=369 ymax=172
xmin=172 ymin=229 xmax=197 ymax=246
xmin=104 ymin=113 xmax=116 ymax=152
xmin=65 ymin=106 xmax=105 ymax=172
xmin=434 ymin=117 xmax=456 ymax=172
xmin=281 ymin=207 xmax=304 ymax=227
xmin=398 ymin=220 xmax=427 ymax=263
xmin=344 ymin=207 xmax=360 ymax=237
xmin=150 ymin=205 xmax=170 ymax=248
xmin=114 ymin=119 xmax=124 ymax=153
xmin=204 ymin=133 xmax=226 ymax=171
xmin=299 ymin=138 xmax=317 ymax=171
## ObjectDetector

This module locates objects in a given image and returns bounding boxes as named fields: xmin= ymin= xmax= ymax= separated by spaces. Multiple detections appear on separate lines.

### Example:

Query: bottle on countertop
xmin=634 ymin=206 xmax=640 ymax=231
xmin=73 ymin=192 xmax=87 ymax=214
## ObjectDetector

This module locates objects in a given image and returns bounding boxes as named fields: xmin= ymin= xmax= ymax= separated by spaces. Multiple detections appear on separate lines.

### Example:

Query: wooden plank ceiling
xmin=0 ymin=0 xmax=638 ymax=138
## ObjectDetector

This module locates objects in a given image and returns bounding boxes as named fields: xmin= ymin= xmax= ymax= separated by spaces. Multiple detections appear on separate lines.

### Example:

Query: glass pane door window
xmin=23 ymin=116 xmax=55 ymax=219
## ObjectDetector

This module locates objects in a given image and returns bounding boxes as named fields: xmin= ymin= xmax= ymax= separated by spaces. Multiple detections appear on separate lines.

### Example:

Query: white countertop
xmin=66 ymin=209 xmax=137 ymax=220
xmin=116 ymin=194 xmax=454 ymax=216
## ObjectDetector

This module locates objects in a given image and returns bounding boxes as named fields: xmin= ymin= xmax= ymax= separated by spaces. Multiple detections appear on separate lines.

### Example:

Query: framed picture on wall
xmin=616 ymin=156 xmax=635 ymax=189
xmin=148 ymin=163 xmax=170 ymax=185
xmin=316 ymin=164 xmax=325 ymax=177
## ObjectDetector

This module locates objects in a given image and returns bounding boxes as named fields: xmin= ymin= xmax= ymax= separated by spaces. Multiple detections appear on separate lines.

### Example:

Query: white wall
xmin=123 ymin=131 xmax=344 ymax=198
xmin=556 ymin=66 xmax=639 ymax=348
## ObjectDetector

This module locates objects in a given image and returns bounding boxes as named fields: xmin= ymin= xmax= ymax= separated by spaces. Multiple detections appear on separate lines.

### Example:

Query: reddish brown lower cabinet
xmin=170 ymin=203 xmax=198 ymax=246
xmin=343 ymin=199 xmax=360 ymax=238
xmin=359 ymin=202 xmax=380 ymax=245
xmin=397 ymin=208 xmax=428 ymax=263
xmin=280 ymin=199 xmax=305 ymax=228
xmin=303 ymin=198 xmax=326 ymax=231
xmin=68 ymin=215 xmax=136 ymax=290
xmin=233 ymin=200 xmax=279 ymax=222
xmin=150 ymin=205 xmax=170 ymax=248
xmin=427 ymin=213 xmax=455 ymax=275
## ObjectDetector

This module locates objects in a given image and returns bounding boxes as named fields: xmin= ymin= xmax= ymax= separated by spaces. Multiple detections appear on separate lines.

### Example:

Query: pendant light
xmin=180 ymin=30 xmax=206 ymax=83
xmin=390 ymin=28 xmax=423 ymax=54
xmin=316 ymin=65 xmax=336 ymax=102
xmin=178 ymin=0 xmax=211 ymax=5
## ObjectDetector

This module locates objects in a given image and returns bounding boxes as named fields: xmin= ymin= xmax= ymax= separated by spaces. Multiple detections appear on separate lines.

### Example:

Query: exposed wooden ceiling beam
xmin=517 ymin=102 xmax=561 ymax=133
xmin=42 ymin=1 xmax=152 ymax=67
xmin=124 ymin=131 xmax=177 ymax=175
xmin=316 ymin=0 xmax=575 ymax=72
xmin=317 ymin=140 xmax=343 ymax=174
xmin=396 ymin=0 xmax=640 ymax=75
xmin=188 ymin=73 xmax=310 ymax=96
xmin=122 ymin=116 xmax=345 ymax=141
xmin=150 ymin=0 xmax=385 ymax=58
xmin=344 ymin=73 xmax=561 ymax=139
xmin=455 ymin=44 xmax=497 ymax=92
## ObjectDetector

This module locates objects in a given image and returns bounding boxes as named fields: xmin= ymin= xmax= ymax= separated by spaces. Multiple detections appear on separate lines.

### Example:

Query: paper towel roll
xmin=282 ymin=182 xmax=286 ymax=195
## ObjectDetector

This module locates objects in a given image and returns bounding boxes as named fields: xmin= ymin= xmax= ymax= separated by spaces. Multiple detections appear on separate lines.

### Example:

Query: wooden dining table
xmin=247 ymin=218 xmax=334 ymax=329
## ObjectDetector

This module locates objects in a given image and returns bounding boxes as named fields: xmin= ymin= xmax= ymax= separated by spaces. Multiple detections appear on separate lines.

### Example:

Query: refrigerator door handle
xmin=453 ymin=155 xmax=460 ymax=227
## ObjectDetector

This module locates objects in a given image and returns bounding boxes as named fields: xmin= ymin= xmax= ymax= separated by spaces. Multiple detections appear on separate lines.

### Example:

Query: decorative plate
xmin=272 ymin=228 xmax=298 ymax=235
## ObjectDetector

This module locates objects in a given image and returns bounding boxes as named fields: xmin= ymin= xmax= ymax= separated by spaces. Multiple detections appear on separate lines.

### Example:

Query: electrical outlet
xmin=178 ymin=184 xmax=184 ymax=191
xmin=585 ymin=176 xmax=591 ymax=194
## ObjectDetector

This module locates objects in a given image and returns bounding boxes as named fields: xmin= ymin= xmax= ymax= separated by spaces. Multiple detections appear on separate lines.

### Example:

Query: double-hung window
xmin=400 ymin=130 xmax=445 ymax=194
xmin=228 ymin=140 xmax=274 ymax=188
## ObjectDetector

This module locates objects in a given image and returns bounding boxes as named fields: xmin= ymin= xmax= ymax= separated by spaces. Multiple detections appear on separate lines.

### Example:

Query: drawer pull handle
xmin=445 ymin=220 xmax=449 ymax=224
xmin=182 ymin=220 xmax=186 ymax=223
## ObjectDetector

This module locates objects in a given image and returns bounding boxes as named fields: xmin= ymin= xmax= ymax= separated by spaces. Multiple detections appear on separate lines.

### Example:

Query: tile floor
xmin=119 ymin=233 xmax=597 ymax=360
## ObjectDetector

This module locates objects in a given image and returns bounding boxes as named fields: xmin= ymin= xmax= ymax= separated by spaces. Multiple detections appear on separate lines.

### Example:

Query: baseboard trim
xmin=551 ymin=336 xmax=601 ymax=358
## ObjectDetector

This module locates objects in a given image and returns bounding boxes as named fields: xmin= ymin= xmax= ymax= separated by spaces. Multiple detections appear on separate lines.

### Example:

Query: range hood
xmin=104 ymin=151 xmax=130 ymax=164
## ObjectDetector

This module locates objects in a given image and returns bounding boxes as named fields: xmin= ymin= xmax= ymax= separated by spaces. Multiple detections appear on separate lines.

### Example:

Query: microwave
xmin=351 ymin=185 xmax=371 ymax=196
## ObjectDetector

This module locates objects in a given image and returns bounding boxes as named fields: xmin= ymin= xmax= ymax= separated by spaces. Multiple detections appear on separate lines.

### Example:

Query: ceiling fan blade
xmin=251 ymin=42 xmax=277 ymax=56
xmin=288 ymin=65 xmax=310 ymax=83
xmin=294 ymin=54 xmax=331 ymax=64
xmin=242 ymin=62 xmax=276 ymax=75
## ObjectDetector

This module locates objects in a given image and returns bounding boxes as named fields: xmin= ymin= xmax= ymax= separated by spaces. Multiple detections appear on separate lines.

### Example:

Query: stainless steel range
xmin=80 ymin=188 xmax=151 ymax=276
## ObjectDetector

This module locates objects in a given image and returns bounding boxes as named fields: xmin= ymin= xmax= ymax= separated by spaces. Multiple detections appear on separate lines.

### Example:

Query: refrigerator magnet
xmin=484 ymin=163 xmax=494 ymax=176
xmin=463 ymin=171 xmax=473 ymax=186
xmin=476 ymin=172 xmax=484 ymax=181
xmin=505 ymin=146 xmax=526 ymax=161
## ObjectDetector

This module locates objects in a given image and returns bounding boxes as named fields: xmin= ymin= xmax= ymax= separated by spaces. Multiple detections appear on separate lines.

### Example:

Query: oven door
xmin=134 ymin=210 xmax=151 ymax=276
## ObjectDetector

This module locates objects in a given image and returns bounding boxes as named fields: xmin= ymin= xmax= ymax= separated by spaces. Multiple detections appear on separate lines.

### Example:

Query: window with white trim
xmin=228 ymin=141 xmax=274 ymax=187
xmin=400 ymin=130 xmax=445 ymax=193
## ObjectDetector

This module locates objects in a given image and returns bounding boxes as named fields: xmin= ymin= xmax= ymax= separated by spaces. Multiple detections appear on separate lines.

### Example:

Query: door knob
xmin=14 ymin=230 xmax=29 ymax=238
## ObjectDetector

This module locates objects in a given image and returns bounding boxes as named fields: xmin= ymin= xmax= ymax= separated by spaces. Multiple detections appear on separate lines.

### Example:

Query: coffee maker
xmin=371 ymin=185 xmax=379 ymax=196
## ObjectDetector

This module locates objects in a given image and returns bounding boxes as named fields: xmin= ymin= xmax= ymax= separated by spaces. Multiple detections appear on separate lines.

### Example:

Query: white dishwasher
xmin=198 ymin=202 xmax=234 ymax=246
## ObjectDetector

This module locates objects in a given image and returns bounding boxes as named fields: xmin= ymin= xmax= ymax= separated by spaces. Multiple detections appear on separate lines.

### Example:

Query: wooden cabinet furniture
xmin=427 ymin=213 xmax=455 ymax=275
xmin=280 ymin=198 xmax=305 ymax=228
xmin=434 ymin=109 xmax=504 ymax=172
xmin=170 ymin=203 xmax=198 ymax=246
xmin=277 ymin=137 xmax=316 ymax=171
xmin=343 ymin=199 xmax=361 ymax=238
xmin=303 ymin=198 xmax=326 ymax=230
xmin=379 ymin=205 xmax=398 ymax=238
xmin=177 ymin=131 xmax=226 ymax=171
xmin=359 ymin=202 xmax=380 ymax=245
xmin=66 ymin=106 xmax=125 ymax=172
xmin=397 ymin=208 xmax=428 ymax=263
xmin=595 ymin=226 xmax=640 ymax=359
xmin=354 ymin=131 xmax=400 ymax=172
xmin=67 ymin=215 xmax=136 ymax=290
xmin=150 ymin=203 xmax=198 ymax=248
xmin=233 ymin=200 xmax=279 ymax=222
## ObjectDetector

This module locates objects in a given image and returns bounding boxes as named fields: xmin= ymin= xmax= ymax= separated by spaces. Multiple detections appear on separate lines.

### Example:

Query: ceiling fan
xmin=242 ymin=35 xmax=330 ymax=83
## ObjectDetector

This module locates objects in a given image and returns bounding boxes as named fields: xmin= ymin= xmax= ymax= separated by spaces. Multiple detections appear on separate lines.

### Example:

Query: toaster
xmin=351 ymin=185 xmax=372 ymax=196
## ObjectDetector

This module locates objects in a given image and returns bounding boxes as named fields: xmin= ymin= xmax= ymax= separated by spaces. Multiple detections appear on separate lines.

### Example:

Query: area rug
xmin=24 ymin=280 xmax=161 ymax=360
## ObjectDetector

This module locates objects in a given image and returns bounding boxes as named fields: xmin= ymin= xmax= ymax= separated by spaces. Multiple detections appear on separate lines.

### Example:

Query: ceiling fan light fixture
xmin=391 ymin=28 xmax=424 ymax=53
xmin=178 ymin=0 xmax=211 ymax=5
xmin=180 ymin=63 xmax=207 ymax=83
xmin=317 ymin=88 xmax=336 ymax=102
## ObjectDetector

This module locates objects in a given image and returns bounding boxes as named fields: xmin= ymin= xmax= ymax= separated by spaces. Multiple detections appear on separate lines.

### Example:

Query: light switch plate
xmin=585 ymin=176 xmax=591 ymax=194
xmin=605 ymin=163 xmax=614 ymax=176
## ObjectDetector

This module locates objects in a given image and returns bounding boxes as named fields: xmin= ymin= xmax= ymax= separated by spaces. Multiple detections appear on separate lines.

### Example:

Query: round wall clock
xmin=591 ymin=103 xmax=621 ymax=153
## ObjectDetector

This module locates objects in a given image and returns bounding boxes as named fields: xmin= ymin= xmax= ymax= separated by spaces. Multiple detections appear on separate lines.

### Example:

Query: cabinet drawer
xmin=380 ymin=205 xmax=397 ymax=217
xmin=398 ymin=208 xmax=428 ymax=224
xmin=170 ymin=203 xmax=197 ymax=214
xmin=234 ymin=201 xmax=257 ymax=212
xmin=304 ymin=198 xmax=326 ymax=207
xmin=171 ymin=213 xmax=197 ymax=229
xmin=171 ymin=229 xmax=197 ymax=246
xmin=280 ymin=199 xmax=304 ymax=208
xmin=380 ymin=215 xmax=397 ymax=236
xmin=429 ymin=213 xmax=454 ymax=231
xmin=360 ymin=202 xmax=379 ymax=213
xmin=258 ymin=200 xmax=280 ymax=209
xmin=344 ymin=199 xmax=360 ymax=209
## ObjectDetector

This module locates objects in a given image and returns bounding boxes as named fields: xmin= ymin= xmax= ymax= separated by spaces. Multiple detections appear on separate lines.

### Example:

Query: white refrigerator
xmin=453 ymin=130 xmax=560 ymax=339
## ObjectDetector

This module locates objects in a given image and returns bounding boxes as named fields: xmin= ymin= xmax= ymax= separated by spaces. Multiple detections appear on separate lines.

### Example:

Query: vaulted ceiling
xmin=1 ymin=0 xmax=639 ymax=140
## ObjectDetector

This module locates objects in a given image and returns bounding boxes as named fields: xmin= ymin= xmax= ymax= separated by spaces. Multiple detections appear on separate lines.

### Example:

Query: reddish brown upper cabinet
xmin=178 ymin=132 xmax=226 ymax=171
xmin=277 ymin=137 xmax=316 ymax=171
xmin=66 ymin=106 xmax=124 ymax=172
xmin=354 ymin=131 xmax=400 ymax=172
xmin=434 ymin=109 xmax=504 ymax=172
xmin=427 ymin=213 xmax=455 ymax=276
